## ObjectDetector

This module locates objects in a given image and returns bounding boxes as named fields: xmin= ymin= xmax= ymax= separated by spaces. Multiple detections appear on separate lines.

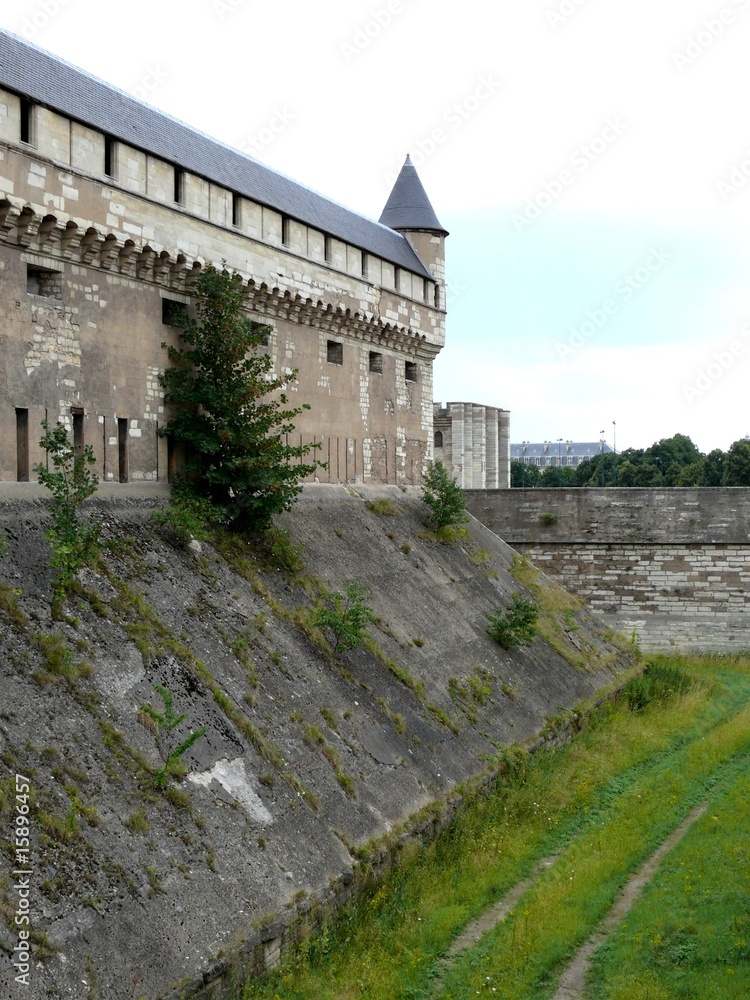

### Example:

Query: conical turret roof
xmin=379 ymin=156 xmax=449 ymax=235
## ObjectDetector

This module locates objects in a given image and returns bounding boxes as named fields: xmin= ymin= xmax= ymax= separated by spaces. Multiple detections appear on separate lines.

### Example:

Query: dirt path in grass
xmin=550 ymin=802 xmax=708 ymax=1000
xmin=426 ymin=852 xmax=559 ymax=998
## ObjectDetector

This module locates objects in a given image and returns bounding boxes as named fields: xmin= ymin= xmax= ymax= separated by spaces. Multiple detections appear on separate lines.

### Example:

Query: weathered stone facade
xmin=434 ymin=401 xmax=511 ymax=488
xmin=465 ymin=487 xmax=750 ymax=652
xmin=0 ymin=33 xmax=447 ymax=485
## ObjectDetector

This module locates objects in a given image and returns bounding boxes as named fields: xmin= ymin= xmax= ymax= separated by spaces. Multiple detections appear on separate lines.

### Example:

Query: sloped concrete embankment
xmin=0 ymin=484 xmax=634 ymax=999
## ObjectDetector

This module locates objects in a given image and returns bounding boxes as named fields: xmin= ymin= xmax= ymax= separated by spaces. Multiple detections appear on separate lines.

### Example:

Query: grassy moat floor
xmin=242 ymin=655 xmax=750 ymax=1000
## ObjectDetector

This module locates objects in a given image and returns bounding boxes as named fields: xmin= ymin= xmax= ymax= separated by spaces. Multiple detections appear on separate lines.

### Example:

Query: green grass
xmin=436 ymin=688 xmax=750 ymax=998
xmin=240 ymin=657 xmax=750 ymax=1000
xmin=586 ymin=761 xmax=750 ymax=999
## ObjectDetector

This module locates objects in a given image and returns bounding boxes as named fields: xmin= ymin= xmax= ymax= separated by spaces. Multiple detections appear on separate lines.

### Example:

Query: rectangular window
xmin=281 ymin=215 xmax=290 ymax=246
xmin=20 ymin=98 xmax=35 ymax=145
xmin=368 ymin=351 xmax=383 ymax=374
xmin=327 ymin=340 xmax=343 ymax=365
xmin=118 ymin=418 xmax=129 ymax=483
xmin=423 ymin=278 xmax=430 ymax=302
xmin=405 ymin=360 xmax=418 ymax=383
xmin=27 ymin=264 xmax=62 ymax=300
xmin=232 ymin=192 xmax=241 ymax=228
xmin=434 ymin=282 xmax=440 ymax=308
xmin=174 ymin=168 xmax=185 ymax=205
xmin=16 ymin=408 xmax=29 ymax=482
xmin=394 ymin=266 xmax=401 ymax=292
xmin=104 ymin=136 xmax=117 ymax=178
xmin=324 ymin=235 xmax=332 ymax=263
xmin=361 ymin=251 xmax=368 ymax=278
xmin=72 ymin=408 xmax=84 ymax=458
xmin=162 ymin=298 xmax=184 ymax=326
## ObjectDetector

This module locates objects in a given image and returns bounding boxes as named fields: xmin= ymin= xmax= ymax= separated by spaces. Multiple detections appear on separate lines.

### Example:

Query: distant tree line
xmin=511 ymin=434 xmax=750 ymax=488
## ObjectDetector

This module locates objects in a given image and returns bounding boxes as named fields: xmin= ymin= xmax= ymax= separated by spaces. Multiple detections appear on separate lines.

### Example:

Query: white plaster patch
xmin=188 ymin=758 xmax=273 ymax=825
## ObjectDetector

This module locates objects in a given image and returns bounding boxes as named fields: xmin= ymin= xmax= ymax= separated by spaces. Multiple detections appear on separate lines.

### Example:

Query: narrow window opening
xmin=72 ymin=409 xmax=84 ymax=458
xmin=327 ymin=341 xmax=343 ymax=365
xmin=118 ymin=418 xmax=129 ymax=483
xmin=26 ymin=264 xmax=62 ymax=299
xmin=281 ymin=215 xmax=290 ymax=246
xmin=368 ymin=351 xmax=383 ymax=375
xmin=16 ymin=408 xmax=29 ymax=482
xmin=434 ymin=282 xmax=440 ymax=308
xmin=394 ymin=266 xmax=401 ymax=292
xmin=324 ymin=235 xmax=332 ymax=263
xmin=361 ymin=251 xmax=369 ymax=278
xmin=20 ymin=98 xmax=35 ymax=145
xmin=174 ymin=168 xmax=185 ymax=205
xmin=104 ymin=136 xmax=117 ymax=178
xmin=423 ymin=278 xmax=430 ymax=302
xmin=405 ymin=360 xmax=418 ymax=383
xmin=434 ymin=430 xmax=443 ymax=448
xmin=232 ymin=193 xmax=241 ymax=228
xmin=162 ymin=298 xmax=184 ymax=327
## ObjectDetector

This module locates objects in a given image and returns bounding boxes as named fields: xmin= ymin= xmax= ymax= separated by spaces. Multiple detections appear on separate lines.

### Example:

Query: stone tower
xmin=380 ymin=155 xmax=448 ymax=310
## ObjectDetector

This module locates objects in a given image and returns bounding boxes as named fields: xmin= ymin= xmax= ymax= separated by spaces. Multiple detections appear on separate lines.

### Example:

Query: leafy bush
xmin=623 ymin=661 xmax=694 ymax=712
xmin=486 ymin=594 xmax=539 ymax=648
xmin=313 ymin=583 xmax=376 ymax=654
xmin=34 ymin=420 xmax=99 ymax=596
xmin=420 ymin=461 xmax=469 ymax=529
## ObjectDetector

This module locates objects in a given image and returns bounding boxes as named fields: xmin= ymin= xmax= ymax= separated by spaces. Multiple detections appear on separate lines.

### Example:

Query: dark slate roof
xmin=511 ymin=442 xmax=614 ymax=459
xmin=0 ymin=30 xmax=434 ymax=280
xmin=379 ymin=155 xmax=448 ymax=235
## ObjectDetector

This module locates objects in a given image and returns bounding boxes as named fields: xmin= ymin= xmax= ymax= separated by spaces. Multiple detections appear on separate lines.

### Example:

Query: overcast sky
xmin=4 ymin=0 xmax=750 ymax=453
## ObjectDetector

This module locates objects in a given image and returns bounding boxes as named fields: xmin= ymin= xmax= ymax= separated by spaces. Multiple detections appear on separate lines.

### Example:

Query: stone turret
xmin=380 ymin=155 xmax=448 ymax=308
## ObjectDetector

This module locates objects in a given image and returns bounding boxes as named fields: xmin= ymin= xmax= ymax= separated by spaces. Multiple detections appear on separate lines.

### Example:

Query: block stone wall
xmin=464 ymin=488 xmax=750 ymax=652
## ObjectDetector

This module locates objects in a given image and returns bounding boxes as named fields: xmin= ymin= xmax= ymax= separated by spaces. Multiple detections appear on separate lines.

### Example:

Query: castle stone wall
xmin=464 ymin=488 xmax=750 ymax=652
xmin=0 ymin=81 xmax=445 ymax=486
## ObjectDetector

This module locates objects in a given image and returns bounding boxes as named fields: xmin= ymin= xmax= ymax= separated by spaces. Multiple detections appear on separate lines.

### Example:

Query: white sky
xmin=4 ymin=0 xmax=750 ymax=453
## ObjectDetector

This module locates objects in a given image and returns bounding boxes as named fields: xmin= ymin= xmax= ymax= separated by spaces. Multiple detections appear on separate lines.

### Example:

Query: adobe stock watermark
xmin=212 ymin=0 xmax=247 ymax=19
xmin=12 ymin=774 xmax=33 ymax=987
xmin=715 ymin=143 xmax=750 ymax=201
xmin=672 ymin=0 xmax=749 ymax=73
xmin=445 ymin=277 xmax=469 ymax=308
xmin=384 ymin=75 xmax=500 ymax=183
xmin=130 ymin=66 xmax=170 ymax=103
xmin=19 ymin=0 xmax=73 ymax=40
xmin=340 ymin=1 xmax=406 ymax=62
xmin=555 ymin=247 xmax=671 ymax=359
xmin=511 ymin=117 xmax=628 ymax=233
xmin=239 ymin=106 xmax=297 ymax=158
xmin=682 ymin=324 xmax=750 ymax=403
xmin=547 ymin=0 xmax=591 ymax=32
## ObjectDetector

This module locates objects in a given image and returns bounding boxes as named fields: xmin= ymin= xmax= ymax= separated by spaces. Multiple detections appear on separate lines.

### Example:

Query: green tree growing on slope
xmin=34 ymin=420 xmax=99 ymax=596
xmin=421 ymin=461 xmax=469 ymax=529
xmin=159 ymin=264 xmax=322 ymax=530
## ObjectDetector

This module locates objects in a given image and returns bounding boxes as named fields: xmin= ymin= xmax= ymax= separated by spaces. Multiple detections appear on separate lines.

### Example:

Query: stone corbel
xmin=60 ymin=220 xmax=83 ymax=256
xmin=136 ymin=245 xmax=156 ymax=280
xmin=117 ymin=239 xmax=138 ymax=276
xmin=15 ymin=206 xmax=36 ymax=247
xmin=98 ymin=233 xmax=120 ymax=270
xmin=79 ymin=226 xmax=106 ymax=264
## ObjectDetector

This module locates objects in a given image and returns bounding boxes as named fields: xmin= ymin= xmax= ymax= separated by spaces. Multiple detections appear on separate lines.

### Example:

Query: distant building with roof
xmin=434 ymin=402 xmax=511 ymax=488
xmin=0 ymin=32 xmax=447 ymax=485
xmin=511 ymin=440 xmax=614 ymax=468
